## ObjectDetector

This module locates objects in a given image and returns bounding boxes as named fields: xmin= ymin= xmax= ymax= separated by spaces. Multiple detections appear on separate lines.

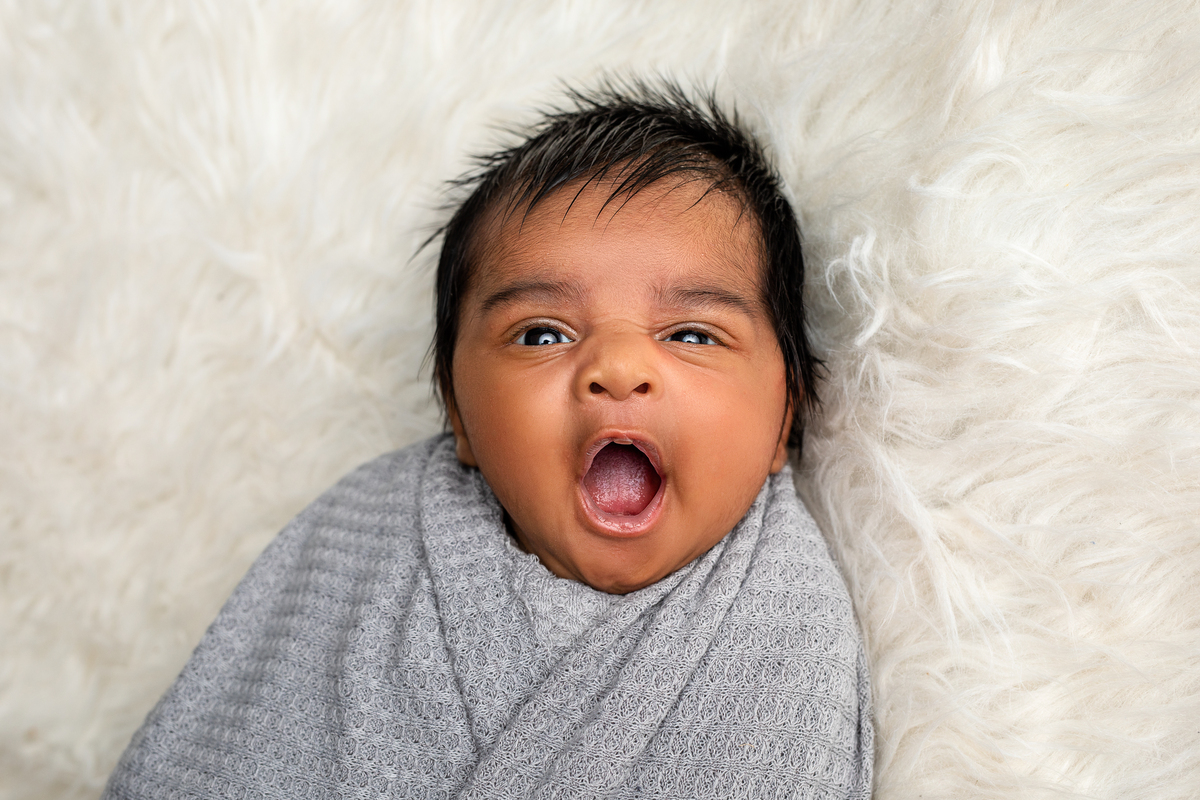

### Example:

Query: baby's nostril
xmin=634 ymin=383 xmax=650 ymax=394
xmin=590 ymin=382 xmax=604 ymax=394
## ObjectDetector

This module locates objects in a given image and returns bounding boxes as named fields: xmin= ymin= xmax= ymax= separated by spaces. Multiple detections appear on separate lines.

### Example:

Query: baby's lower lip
xmin=578 ymin=485 xmax=665 ymax=536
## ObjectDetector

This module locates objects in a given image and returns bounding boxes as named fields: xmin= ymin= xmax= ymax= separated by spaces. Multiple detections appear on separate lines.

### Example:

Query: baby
xmin=105 ymin=84 xmax=872 ymax=799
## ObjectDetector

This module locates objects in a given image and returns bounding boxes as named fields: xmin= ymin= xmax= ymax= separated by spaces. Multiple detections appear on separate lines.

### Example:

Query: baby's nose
xmin=576 ymin=331 xmax=658 ymax=402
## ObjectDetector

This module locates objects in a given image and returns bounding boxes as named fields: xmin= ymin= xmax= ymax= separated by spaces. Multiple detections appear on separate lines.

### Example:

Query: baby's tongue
xmin=584 ymin=443 xmax=661 ymax=516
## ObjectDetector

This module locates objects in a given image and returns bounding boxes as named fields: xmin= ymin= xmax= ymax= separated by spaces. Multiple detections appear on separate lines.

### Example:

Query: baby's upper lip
xmin=581 ymin=432 xmax=664 ymax=478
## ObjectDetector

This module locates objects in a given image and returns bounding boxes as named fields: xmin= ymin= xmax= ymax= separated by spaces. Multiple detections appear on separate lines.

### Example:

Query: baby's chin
xmin=559 ymin=549 xmax=690 ymax=595
xmin=507 ymin=512 xmax=713 ymax=595
xmin=584 ymin=561 xmax=693 ymax=595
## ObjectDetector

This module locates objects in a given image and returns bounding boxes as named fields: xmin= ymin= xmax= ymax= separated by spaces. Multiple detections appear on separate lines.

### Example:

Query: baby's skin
xmin=448 ymin=178 xmax=792 ymax=593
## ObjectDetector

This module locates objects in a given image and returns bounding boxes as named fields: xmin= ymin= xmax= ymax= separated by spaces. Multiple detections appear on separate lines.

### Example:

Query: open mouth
xmin=582 ymin=441 xmax=663 ymax=516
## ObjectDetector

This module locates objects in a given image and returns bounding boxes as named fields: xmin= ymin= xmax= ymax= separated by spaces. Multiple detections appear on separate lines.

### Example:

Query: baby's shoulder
xmin=244 ymin=435 xmax=455 ymax=583
xmin=286 ymin=434 xmax=455 ymax=534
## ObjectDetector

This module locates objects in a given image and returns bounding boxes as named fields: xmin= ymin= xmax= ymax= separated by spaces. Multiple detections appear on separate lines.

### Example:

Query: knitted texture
xmin=102 ymin=435 xmax=872 ymax=799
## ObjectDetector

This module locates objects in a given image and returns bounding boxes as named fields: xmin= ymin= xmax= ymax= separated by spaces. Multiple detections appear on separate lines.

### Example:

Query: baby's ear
xmin=447 ymin=398 xmax=478 ymax=467
xmin=769 ymin=405 xmax=793 ymax=474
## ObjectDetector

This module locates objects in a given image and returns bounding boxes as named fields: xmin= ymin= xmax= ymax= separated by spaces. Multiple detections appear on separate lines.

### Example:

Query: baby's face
xmin=449 ymin=178 xmax=790 ymax=593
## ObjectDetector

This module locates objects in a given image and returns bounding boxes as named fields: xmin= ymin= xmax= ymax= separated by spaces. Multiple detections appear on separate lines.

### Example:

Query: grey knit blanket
xmin=104 ymin=435 xmax=872 ymax=799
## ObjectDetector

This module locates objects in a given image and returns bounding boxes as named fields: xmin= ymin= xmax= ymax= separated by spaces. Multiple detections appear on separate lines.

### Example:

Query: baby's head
xmin=433 ymin=83 xmax=819 ymax=593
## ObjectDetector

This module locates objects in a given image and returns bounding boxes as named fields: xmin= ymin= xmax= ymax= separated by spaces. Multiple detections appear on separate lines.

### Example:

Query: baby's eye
xmin=517 ymin=326 xmax=573 ymax=346
xmin=666 ymin=330 xmax=717 ymax=345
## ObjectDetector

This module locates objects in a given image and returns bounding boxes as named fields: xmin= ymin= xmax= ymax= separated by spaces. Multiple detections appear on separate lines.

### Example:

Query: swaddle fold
xmin=104 ymin=435 xmax=872 ymax=799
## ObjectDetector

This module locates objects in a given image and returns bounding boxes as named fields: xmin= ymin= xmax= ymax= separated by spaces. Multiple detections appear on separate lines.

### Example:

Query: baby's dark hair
xmin=432 ymin=81 xmax=820 ymax=448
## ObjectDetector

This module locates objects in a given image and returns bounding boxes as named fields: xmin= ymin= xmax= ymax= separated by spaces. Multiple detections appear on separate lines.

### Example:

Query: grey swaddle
xmin=104 ymin=435 xmax=872 ymax=799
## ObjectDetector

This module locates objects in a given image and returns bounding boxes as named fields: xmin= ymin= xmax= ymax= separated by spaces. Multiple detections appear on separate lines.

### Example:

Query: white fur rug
xmin=3 ymin=1 xmax=1198 ymax=798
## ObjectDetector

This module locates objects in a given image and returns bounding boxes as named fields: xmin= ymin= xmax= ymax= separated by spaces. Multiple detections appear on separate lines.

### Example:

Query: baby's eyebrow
xmin=656 ymin=285 xmax=761 ymax=316
xmin=478 ymin=278 xmax=586 ymax=312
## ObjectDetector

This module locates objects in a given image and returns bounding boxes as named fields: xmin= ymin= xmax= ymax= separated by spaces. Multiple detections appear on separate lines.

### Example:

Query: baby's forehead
xmin=461 ymin=179 xmax=770 ymax=324
xmin=469 ymin=178 xmax=765 ymax=287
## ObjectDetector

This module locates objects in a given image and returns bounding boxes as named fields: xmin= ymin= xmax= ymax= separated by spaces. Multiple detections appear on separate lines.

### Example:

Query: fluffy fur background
xmin=2 ymin=1 xmax=1198 ymax=798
